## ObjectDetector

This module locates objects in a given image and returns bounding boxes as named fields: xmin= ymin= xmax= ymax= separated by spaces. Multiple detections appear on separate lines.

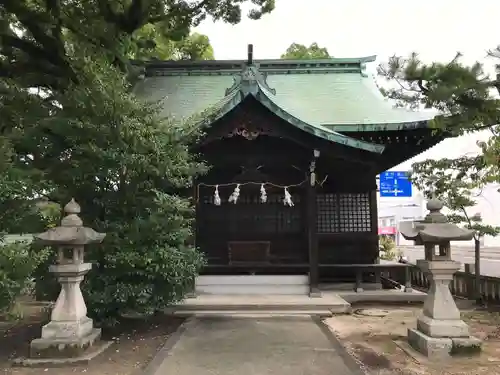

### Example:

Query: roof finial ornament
xmin=247 ymin=44 xmax=253 ymax=66
xmin=224 ymin=43 xmax=276 ymax=96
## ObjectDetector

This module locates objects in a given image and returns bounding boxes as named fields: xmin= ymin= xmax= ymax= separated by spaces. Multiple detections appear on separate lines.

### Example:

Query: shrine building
xmin=134 ymin=45 xmax=448 ymax=295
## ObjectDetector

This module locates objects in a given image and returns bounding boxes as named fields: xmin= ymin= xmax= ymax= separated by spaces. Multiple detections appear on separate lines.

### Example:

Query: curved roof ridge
xmin=190 ymin=80 xmax=385 ymax=153
xmin=139 ymin=55 xmax=377 ymax=70
xmin=141 ymin=56 xmax=377 ymax=77
xmin=253 ymin=84 xmax=384 ymax=153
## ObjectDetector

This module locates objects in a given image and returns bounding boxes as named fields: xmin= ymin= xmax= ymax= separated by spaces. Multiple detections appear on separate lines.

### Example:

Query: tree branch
xmin=0 ymin=33 xmax=56 ymax=64
xmin=0 ymin=1 xmax=76 ymax=84
xmin=417 ymin=79 xmax=429 ymax=94
xmin=97 ymin=0 xmax=152 ymax=34
xmin=2 ymin=1 xmax=62 ymax=56
xmin=96 ymin=0 xmax=122 ymax=26
xmin=123 ymin=0 xmax=150 ymax=33
xmin=147 ymin=0 xmax=211 ymax=24
xmin=45 ymin=0 xmax=64 ymax=50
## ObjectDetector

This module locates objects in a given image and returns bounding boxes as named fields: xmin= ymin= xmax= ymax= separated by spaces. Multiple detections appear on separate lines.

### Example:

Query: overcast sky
xmin=195 ymin=0 xmax=500 ymax=67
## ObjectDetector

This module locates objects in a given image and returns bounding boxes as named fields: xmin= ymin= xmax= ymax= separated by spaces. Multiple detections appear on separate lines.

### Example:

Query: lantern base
xmin=417 ymin=314 xmax=470 ymax=338
xmin=30 ymin=327 xmax=101 ymax=359
xmin=408 ymin=259 xmax=482 ymax=358
xmin=408 ymin=328 xmax=482 ymax=359
xmin=41 ymin=316 xmax=94 ymax=339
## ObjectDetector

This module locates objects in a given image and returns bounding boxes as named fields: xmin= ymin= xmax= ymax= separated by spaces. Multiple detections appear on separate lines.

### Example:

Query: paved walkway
xmin=147 ymin=316 xmax=362 ymax=375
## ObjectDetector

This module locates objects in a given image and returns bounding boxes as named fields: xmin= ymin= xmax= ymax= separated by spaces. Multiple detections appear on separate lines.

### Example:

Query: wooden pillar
xmin=370 ymin=178 xmax=379 ymax=263
xmin=306 ymin=180 xmax=320 ymax=297
xmin=192 ymin=181 xmax=199 ymax=251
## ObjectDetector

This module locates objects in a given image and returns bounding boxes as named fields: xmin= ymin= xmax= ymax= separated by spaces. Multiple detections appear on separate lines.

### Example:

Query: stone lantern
xmin=399 ymin=198 xmax=482 ymax=359
xmin=28 ymin=199 xmax=108 ymax=363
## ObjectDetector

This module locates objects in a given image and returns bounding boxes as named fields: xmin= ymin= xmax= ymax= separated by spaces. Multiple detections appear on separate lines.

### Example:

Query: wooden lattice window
xmin=317 ymin=192 xmax=371 ymax=233
xmin=338 ymin=193 xmax=371 ymax=232
xmin=316 ymin=194 xmax=339 ymax=233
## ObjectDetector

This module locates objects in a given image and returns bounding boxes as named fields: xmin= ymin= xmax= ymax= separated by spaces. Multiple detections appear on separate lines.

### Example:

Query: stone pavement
xmin=145 ymin=316 xmax=363 ymax=375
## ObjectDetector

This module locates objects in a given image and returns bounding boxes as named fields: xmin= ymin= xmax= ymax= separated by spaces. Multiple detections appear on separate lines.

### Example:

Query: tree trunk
xmin=474 ymin=237 xmax=482 ymax=304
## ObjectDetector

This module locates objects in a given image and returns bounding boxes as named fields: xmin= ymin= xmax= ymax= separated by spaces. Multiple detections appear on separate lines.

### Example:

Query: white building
xmin=377 ymin=130 xmax=500 ymax=247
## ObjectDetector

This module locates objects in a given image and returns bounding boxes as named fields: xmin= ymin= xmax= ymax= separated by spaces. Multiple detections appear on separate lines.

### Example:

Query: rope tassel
xmin=228 ymin=184 xmax=241 ymax=204
xmin=213 ymin=185 xmax=221 ymax=206
xmin=260 ymin=184 xmax=267 ymax=203
xmin=283 ymin=187 xmax=294 ymax=207
xmin=198 ymin=176 xmax=309 ymax=205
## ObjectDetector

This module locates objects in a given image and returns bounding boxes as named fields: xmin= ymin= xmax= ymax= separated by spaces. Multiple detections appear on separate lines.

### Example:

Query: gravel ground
xmin=324 ymin=305 xmax=500 ymax=375
xmin=0 ymin=301 xmax=184 ymax=375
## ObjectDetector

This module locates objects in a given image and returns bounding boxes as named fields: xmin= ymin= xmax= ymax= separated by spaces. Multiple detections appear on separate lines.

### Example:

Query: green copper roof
xmin=180 ymin=65 xmax=383 ymax=153
xmin=133 ymin=56 xmax=431 ymax=152
xmin=264 ymin=73 xmax=433 ymax=132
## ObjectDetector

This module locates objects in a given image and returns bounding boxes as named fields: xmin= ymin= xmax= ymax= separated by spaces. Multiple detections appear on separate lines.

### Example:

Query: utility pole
xmin=471 ymin=212 xmax=482 ymax=304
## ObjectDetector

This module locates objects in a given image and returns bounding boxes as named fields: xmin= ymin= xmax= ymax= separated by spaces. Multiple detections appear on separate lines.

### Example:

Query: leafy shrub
xmin=31 ymin=246 xmax=59 ymax=302
xmin=378 ymin=235 xmax=400 ymax=261
xmin=0 ymin=240 xmax=49 ymax=314
xmin=82 ymin=192 xmax=205 ymax=325
xmin=33 ymin=193 xmax=206 ymax=326
xmin=15 ymin=53 xmax=207 ymax=326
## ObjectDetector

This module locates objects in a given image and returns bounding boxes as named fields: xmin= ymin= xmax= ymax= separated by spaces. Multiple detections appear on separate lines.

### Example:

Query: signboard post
xmin=379 ymin=171 xmax=412 ymax=198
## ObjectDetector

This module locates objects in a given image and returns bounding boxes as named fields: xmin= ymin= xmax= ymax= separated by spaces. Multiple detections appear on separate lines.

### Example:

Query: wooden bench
xmin=318 ymin=263 xmax=413 ymax=293
xmin=200 ymin=256 xmax=413 ymax=293
xmin=228 ymin=241 xmax=271 ymax=265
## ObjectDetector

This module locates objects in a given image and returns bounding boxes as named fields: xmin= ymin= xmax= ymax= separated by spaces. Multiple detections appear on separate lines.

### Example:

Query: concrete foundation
xmin=41 ymin=316 xmax=94 ymax=339
xmin=408 ymin=328 xmax=482 ymax=359
xmin=14 ymin=340 xmax=113 ymax=367
xmin=30 ymin=328 xmax=102 ymax=359
xmin=416 ymin=314 xmax=470 ymax=338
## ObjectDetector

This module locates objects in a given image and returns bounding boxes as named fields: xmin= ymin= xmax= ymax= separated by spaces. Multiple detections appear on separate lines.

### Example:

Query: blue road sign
xmin=379 ymin=171 xmax=412 ymax=197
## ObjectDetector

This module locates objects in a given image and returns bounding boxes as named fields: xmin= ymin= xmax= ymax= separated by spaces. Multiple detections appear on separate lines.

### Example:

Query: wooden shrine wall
xmin=195 ymin=134 xmax=311 ymax=266
xmin=194 ymin=99 xmax=379 ymax=269
xmin=196 ymin=170 xmax=378 ymax=267
xmin=314 ymin=158 xmax=378 ymax=266
xmin=197 ymin=185 xmax=306 ymax=265
xmin=316 ymin=190 xmax=378 ymax=265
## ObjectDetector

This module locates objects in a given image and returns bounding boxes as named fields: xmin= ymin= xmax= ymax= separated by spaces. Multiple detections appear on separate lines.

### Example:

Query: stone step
xmin=197 ymin=285 xmax=310 ymax=295
xmin=168 ymin=294 xmax=352 ymax=314
xmin=170 ymin=310 xmax=334 ymax=317
xmin=171 ymin=303 xmax=349 ymax=313
xmin=321 ymin=282 xmax=381 ymax=291
xmin=197 ymin=275 xmax=309 ymax=285
xmin=195 ymin=275 xmax=309 ymax=295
